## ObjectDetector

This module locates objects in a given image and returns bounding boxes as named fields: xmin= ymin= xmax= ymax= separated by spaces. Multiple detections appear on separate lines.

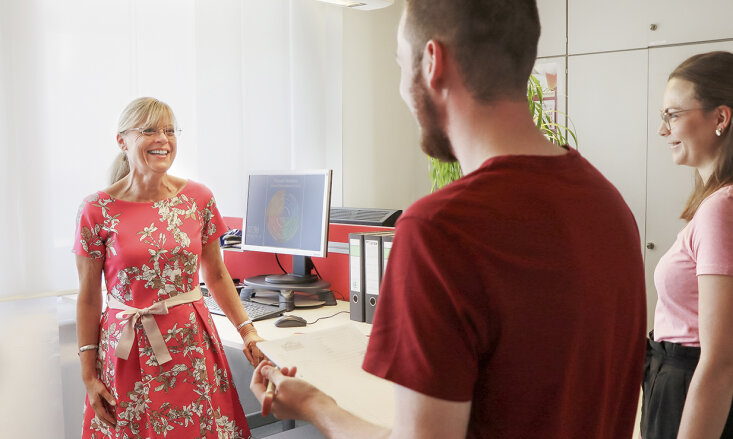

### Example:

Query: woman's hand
xmin=83 ymin=376 xmax=117 ymax=428
xmin=241 ymin=327 xmax=266 ymax=366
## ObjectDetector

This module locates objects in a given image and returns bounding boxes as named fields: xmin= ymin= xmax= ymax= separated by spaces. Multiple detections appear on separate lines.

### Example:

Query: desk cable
xmin=307 ymin=310 xmax=349 ymax=325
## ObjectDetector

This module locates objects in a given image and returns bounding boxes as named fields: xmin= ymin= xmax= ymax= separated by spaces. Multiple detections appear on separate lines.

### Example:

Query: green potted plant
xmin=428 ymin=74 xmax=577 ymax=191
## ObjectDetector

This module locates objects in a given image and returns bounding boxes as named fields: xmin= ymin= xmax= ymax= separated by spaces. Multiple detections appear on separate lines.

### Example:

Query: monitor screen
xmin=242 ymin=169 xmax=332 ymax=259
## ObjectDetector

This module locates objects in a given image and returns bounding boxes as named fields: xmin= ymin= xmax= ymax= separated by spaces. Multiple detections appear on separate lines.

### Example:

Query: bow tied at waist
xmin=107 ymin=287 xmax=202 ymax=365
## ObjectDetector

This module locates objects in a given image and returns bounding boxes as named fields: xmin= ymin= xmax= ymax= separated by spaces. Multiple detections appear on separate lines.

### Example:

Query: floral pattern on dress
xmin=74 ymin=181 xmax=251 ymax=439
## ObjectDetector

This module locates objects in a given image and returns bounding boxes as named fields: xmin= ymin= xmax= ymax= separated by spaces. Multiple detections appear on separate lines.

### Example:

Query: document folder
xmin=381 ymin=233 xmax=394 ymax=276
xmin=363 ymin=233 xmax=384 ymax=323
xmin=348 ymin=232 xmax=365 ymax=322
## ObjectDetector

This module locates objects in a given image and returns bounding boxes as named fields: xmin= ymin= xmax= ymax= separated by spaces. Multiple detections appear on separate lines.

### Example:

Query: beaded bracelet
xmin=78 ymin=344 xmax=99 ymax=356
xmin=235 ymin=320 xmax=253 ymax=332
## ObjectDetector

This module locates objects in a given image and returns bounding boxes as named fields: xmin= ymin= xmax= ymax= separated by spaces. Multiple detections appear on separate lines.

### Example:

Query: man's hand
xmin=250 ymin=361 xmax=334 ymax=420
xmin=251 ymin=361 xmax=394 ymax=439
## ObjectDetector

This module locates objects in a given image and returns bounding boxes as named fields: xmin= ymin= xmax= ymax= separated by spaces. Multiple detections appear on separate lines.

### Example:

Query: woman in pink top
xmin=642 ymin=52 xmax=733 ymax=439
xmin=74 ymin=97 xmax=264 ymax=438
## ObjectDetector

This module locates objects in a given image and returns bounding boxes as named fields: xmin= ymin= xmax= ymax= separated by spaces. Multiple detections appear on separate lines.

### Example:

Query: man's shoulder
xmin=401 ymin=178 xmax=471 ymax=224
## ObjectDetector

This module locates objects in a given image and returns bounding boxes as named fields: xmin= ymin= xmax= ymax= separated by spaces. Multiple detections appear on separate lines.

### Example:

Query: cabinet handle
xmin=646 ymin=242 xmax=655 ymax=250
xmin=649 ymin=24 xmax=658 ymax=31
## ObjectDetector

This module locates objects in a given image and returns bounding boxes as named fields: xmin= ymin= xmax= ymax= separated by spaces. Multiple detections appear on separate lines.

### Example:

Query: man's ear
xmin=422 ymin=39 xmax=444 ymax=91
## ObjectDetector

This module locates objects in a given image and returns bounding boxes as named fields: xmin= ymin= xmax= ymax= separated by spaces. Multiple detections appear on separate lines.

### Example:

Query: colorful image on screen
xmin=243 ymin=172 xmax=329 ymax=257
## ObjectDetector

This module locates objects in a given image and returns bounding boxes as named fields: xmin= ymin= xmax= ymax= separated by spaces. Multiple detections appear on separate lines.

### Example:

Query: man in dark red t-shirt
xmin=251 ymin=1 xmax=646 ymax=438
xmin=359 ymin=148 xmax=646 ymax=438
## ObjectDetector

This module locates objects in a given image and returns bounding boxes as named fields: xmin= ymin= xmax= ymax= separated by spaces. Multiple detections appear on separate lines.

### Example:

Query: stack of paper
xmin=257 ymin=324 xmax=395 ymax=428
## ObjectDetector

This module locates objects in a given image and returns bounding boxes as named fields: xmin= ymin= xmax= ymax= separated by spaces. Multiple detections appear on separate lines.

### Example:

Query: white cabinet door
xmin=567 ymin=50 xmax=649 ymax=243
xmin=537 ymin=0 xmax=566 ymax=58
xmin=644 ymin=40 xmax=733 ymax=328
xmin=647 ymin=0 xmax=733 ymax=47
xmin=569 ymin=0 xmax=733 ymax=55
xmin=568 ymin=0 xmax=648 ymax=54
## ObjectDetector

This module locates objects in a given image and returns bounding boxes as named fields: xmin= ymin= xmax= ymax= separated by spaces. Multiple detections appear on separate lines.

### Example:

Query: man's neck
xmin=446 ymin=98 xmax=565 ymax=175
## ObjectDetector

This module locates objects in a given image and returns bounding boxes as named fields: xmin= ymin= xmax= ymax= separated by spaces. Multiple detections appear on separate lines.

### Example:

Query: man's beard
xmin=410 ymin=69 xmax=457 ymax=163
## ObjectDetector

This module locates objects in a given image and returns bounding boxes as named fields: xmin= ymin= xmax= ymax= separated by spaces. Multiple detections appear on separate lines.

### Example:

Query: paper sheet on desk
xmin=257 ymin=324 xmax=395 ymax=428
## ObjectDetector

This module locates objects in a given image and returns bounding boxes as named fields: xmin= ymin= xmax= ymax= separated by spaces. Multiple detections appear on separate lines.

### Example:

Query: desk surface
xmin=214 ymin=301 xmax=394 ymax=429
xmin=213 ymin=300 xmax=373 ymax=349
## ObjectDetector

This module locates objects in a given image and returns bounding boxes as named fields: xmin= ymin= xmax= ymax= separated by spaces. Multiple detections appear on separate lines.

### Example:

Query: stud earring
xmin=716 ymin=128 xmax=723 ymax=137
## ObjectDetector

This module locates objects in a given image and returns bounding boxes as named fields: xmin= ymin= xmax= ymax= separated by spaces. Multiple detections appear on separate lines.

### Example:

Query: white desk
xmin=213 ymin=301 xmax=395 ymax=434
xmin=212 ymin=300 xmax=373 ymax=348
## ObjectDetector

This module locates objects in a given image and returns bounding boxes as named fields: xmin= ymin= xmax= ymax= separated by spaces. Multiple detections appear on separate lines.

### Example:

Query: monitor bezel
xmin=241 ymin=169 xmax=332 ymax=259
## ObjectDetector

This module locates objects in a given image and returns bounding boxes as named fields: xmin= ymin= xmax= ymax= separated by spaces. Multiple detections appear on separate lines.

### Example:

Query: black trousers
xmin=641 ymin=332 xmax=733 ymax=439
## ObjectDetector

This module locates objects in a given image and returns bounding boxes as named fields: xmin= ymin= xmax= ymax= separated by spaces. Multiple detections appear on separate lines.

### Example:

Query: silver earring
xmin=716 ymin=128 xmax=723 ymax=136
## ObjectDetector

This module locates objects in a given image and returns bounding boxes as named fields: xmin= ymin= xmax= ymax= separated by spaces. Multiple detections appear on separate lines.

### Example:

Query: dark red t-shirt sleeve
xmin=362 ymin=215 xmax=481 ymax=402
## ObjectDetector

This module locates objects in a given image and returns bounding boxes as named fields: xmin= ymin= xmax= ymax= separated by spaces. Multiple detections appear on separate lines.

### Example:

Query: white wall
xmin=342 ymin=0 xmax=429 ymax=210
xmin=0 ymin=7 xmax=65 ymax=436
xmin=290 ymin=1 xmax=345 ymax=205
xmin=0 ymin=0 xmax=351 ymax=434
xmin=0 ymin=0 xmax=352 ymax=296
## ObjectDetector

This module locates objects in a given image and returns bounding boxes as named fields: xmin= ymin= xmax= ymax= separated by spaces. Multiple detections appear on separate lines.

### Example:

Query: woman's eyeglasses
xmin=122 ymin=127 xmax=182 ymax=138
xmin=660 ymin=108 xmax=703 ymax=130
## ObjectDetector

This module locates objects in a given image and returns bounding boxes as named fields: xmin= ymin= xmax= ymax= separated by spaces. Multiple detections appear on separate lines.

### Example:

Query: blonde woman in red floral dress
xmin=74 ymin=97 xmax=263 ymax=438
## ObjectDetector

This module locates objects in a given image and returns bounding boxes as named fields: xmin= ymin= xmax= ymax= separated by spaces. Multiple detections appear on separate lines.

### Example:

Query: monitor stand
xmin=264 ymin=255 xmax=318 ymax=284
xmin=243 ymin=275 xmax=334 ymax=312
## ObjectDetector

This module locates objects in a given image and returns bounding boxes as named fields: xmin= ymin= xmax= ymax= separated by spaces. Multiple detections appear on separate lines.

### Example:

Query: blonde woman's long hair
xmin=110 ymin=97 xmax=177 ymax=184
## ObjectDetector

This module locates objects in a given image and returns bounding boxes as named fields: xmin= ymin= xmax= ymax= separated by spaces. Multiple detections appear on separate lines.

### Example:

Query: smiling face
xmin=118 ymin=117 xmax=177 ymax=177
xmin=659 ymin=78 xmax=721 ymax=174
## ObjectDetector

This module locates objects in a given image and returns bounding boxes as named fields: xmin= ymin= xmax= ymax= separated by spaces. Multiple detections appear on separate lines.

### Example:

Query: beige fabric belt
xmin=107 ymin=286 xmax=203 ymax=365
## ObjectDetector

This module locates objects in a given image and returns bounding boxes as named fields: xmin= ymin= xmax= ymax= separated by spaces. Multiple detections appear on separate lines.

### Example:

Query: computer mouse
xmin=274 ymin=315 xmax=308 ymax=328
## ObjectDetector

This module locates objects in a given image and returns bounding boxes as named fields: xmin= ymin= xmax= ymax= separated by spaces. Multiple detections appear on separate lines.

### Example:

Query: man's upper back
xmin=363 ymin=149 xmax=646 ymax=438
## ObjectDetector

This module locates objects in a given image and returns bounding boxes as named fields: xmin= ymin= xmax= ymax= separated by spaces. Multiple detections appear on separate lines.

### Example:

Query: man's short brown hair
xmin=404 ymin=0 xmax=540 ymax=102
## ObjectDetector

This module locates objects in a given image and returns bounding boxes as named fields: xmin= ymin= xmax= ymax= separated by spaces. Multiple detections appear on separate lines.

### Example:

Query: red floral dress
xmin=73 ymin=180 xmax=251 ymax=439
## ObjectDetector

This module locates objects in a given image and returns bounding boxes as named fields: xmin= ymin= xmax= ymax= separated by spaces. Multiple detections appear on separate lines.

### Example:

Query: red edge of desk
xmin=222 ymin=216 xmax=394 ymax=302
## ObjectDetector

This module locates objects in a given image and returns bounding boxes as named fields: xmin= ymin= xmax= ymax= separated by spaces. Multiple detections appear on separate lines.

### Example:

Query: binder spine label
xmin=348 ymin=233 xmax=365 ymax=322
xmin=364 ymin=239 xmax=381 ymax=296
xmin=382 ymin=239 xmax=393 ymax=275
xmin=349 ymin=238 xmax=361 ymax=291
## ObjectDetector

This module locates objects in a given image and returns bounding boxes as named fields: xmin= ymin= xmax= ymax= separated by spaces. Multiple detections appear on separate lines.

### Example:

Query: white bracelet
xmin=236 ymin=320 xmax=253 ymax=331
xmin=78 ymin=344 xmax=99 ymax=355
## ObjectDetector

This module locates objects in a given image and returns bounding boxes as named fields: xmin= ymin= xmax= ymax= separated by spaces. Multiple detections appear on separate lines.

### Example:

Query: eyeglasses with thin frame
xmin=122 ymin=127 xmax=182 ymax=138
xmin=660 ymin=108 xmax=704 ymax=130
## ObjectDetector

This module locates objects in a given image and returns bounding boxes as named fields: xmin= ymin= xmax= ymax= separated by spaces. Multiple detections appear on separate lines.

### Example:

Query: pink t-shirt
xmin=654 ymin=185 xmax=733 ymax=346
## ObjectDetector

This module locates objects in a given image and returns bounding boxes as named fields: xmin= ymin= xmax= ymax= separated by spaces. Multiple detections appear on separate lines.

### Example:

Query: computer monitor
xmin=242 ymin=169 xmax=332 ymax=285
